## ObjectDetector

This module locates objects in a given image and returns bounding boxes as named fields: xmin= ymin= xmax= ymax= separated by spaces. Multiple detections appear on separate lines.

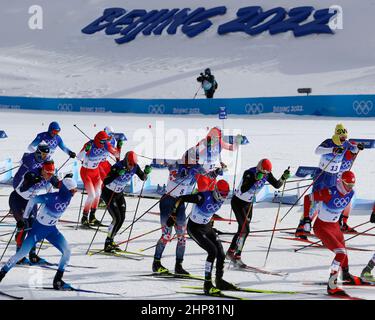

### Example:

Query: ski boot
xmin=204 ymin=280 xmax=221 ymax=295
xmin=81 ymin=215 xmax=90 ymax=227
xmin=216 ymin=277 xmax=237 ymax=291
xmin=152 ymin=259 xmax=169 ymax=274
xmin=89 ymin=217 xmax=104 ymax=227
xmin=342 ymin=271 xmax=366 ymax=285
xmin=360 ymin=261 xmax=375 ymax=282
xmin=53 ymin=271 xmax=72 ymax=290
xmin=104 ymin=238 xmax=121 ymax=253
xmin=175 ymin=262 xmax=190 ymax=275
xmin=327 ymin=271 xmax=347 ymax=296
xmin=16 ymin=257 xmax=30 ymax=265
xmin=341 ymin=223 xmax=357 ymax=234
xmin=226 ymin=249 xmax=246 ymax=268
xmin=29 ymin=253 xmax=47 ymax=265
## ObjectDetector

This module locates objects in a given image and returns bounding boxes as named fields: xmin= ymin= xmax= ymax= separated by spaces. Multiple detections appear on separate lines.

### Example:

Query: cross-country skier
xmin=98 ymin=126 xmax=121 ymax=181
xmin=10 ymin=160 xmax=59 ymax=264
xmin=102 ymin=151 xmax=151 ymax=252
xmin=12 ymin=142 xmax=51 ymax=189
xmin=27 ymin=121 xmax=76 ymax=158
xmin=295 ymin=124 xmax=363 ymax=239
xmin=308 ymin=171 xmax=365 ymax=296
xmin=196 ymin=68 xmax=218 ymax=99
xmin=0 ymin=178 xmax=78 ymax=290
xmin=152 ymin=162 xmax=205 ymax=275
xmin=181 ymin=127 xmax=242 ymax=174
xmin=167 ymin=175 xmax=237 ymax=295
xmin=226 ymin=159 xmax=290 ymax=266
xmin=361 ymin=204 xmax=375 ymax=281
xmin=77 ymin=131 xmax=119 ymax=227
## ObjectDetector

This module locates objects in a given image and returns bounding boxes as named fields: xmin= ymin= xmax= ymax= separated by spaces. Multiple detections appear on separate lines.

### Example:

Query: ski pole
xmin=124 ymin=180 xmax=146 ymax=252
xmin=75 ymin=188 xmax=86 ymax=230
xmin=0 ymin=212 xmax=10 ymax=224
xmin=0 ymin=227 xmax=17 ymax=262
xmin=215 ymin=227 xmax=296 ymax=236
xmin=264 ymin=170 xmax=288 ymax=267
xmin=279 ymin=154 xmax=340 ymax=223
xmin=294 ymin=221 xmax=371 ymax=252
xmin=118 ymin=173 xmax=194 ymax=236
xmin=0 ymin=165 xmax=20 ymax=177
xmin=228 ymin=145 xmax=240 ymax=225
xmin=118 ymin=227 xmax=161 ymax=247
xmin=85 ymin=190 xmax=116 ymax=255
xmin=277 ymin=184 xmax=311 ymax=193
xmin=193 ymin=85 xmax=202 ymax=99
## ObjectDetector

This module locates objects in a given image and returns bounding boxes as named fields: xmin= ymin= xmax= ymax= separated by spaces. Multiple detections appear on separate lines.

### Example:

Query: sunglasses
xmin=99 ymin=139 xmax=108 ymax=144
xmin=51 ymin=130 xmax=60 ymax=135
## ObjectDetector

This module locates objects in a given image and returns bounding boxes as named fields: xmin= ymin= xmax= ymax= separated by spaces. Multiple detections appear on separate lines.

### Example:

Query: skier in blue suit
xmin=27 ymin=121 xmax=76 ymax=158
xmin=0 ymin=178 xmax=78 ymax=290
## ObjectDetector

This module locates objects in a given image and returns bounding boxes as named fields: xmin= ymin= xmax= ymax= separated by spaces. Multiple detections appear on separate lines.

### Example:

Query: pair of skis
xmin=87 ymin=249 xmax=146 ymax=261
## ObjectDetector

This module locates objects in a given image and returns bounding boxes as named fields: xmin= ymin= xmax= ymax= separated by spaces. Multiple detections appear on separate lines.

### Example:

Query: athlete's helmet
xmin=48 ymin=121 xmax=61 ymax=136
xmin=339 ymin=171 xmax=356 ymax=193
xmin=41 ymin=160 xmax=55 ymax=179
xmin=213 ymin=179 xmax=230 ymax=202
xmin=36 ymin=142 xmax=50 ymax=161
xmin=124 ymin=151 xmax=138 ymax=169
xmin=94 ymin=131 xmax=110 ymax=148
xmin=333 ymin=123 xmax=348 ymax=145
xmin=204 ymin=68 xmax=211 ymax=75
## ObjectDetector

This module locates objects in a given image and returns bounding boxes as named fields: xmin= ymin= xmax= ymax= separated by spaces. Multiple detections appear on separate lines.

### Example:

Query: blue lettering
xmin=294 ymin=8 xmax=337 ymax=37
xmin=182 ymin=6 xmax=227 ymax=37
xmin=81 ymin=6 xmax=336 ymax=43
xmin=243 ymin=7 xmax=286 ymax=36
xmin=218 ymin=6 xmax=261 ymax=34
xmin=167 ymin=8 xmax=202 ymax=35
xmin=269 ymin=6 xmax=314 ymax=35
xmin=81 ymin=8 xmax=126 ymax=34
xmin=106 ymin=9 xmax=147 ymax=35
xmin=142 ymin=9 xmax=179 ymax=35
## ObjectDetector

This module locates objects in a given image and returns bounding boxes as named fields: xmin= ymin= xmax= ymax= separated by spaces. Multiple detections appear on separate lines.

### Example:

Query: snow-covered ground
xmin=0 ymin=109 xmax=374 ymax=300
xmin=1 ymin=0 xmax=375 ymax=99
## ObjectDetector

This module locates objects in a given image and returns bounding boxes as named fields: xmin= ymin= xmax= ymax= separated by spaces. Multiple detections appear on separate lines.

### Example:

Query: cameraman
xmin=197 ymin=68 xmax=218 ymax=99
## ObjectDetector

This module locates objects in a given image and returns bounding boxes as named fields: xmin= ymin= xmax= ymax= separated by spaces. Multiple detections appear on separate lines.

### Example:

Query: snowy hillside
xmin=0 ymin=0 xmax=375 ymax=99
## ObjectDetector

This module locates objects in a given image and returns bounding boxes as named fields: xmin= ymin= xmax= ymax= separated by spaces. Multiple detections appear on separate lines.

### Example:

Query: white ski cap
xmin=62 ymin=178 xmax=77 ymax=190
xmin=104 ymin=126 xmax=114 ymax=136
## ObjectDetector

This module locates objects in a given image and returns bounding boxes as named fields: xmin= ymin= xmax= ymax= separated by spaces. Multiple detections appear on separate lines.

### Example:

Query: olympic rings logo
xmin=333 ymin=197 xmax=350 ymax=208
xmin=148 ymin=104 xmax=165 ymax=114
xmin=55 ymin=202 xmax=68 ymax=211
xmin=57 ymin=103 xmax=73 ymax=112
xmin=206 ymin=203 xmax=221 ymax=212
xmin=47 ymin=139 xmax=58 ymax=148
xmin=92 ymin=148 xmax=105 ymax=156
xmin=245 ymin=103 xmax=264 ymax=115
xmin=353 ymin=100 xmax=373 ymax=115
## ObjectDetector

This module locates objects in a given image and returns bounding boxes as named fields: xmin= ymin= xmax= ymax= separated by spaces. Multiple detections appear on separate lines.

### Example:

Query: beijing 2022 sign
xmin=82 ymin=6 xmax=338 ymax=44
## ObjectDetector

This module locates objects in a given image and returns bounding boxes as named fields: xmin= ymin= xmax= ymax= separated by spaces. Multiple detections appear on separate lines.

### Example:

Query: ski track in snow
xmin=0 ymin=110 xmax=374 ymax=300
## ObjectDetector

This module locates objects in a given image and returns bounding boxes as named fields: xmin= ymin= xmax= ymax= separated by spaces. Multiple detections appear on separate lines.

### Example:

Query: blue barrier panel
xmin=0 ymin=95 xmax=374 ymax=117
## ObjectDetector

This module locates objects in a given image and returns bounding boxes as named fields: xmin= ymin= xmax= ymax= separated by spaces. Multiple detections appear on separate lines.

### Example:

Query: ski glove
xmin=281 ymin=169 xmax=291 ymax=181
xmin=85 ymin=143 xmax=92 ymax=152
xmin=117 ymin=140 xmax=124 ymax=149
xmin=357 ymin=143 xmax=364 ymax=151
xmin=333 ymin=146 xmax=344 ymax=154
xmin=144 ymin=165 xmax=152 ymax=175
xmin=69 ymin=151 xmax=76 ymax=158
xmin=370 ymin=212 xmax=375 ymax=224
xmin=16 ymin=219 xmax=28 ymax=230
